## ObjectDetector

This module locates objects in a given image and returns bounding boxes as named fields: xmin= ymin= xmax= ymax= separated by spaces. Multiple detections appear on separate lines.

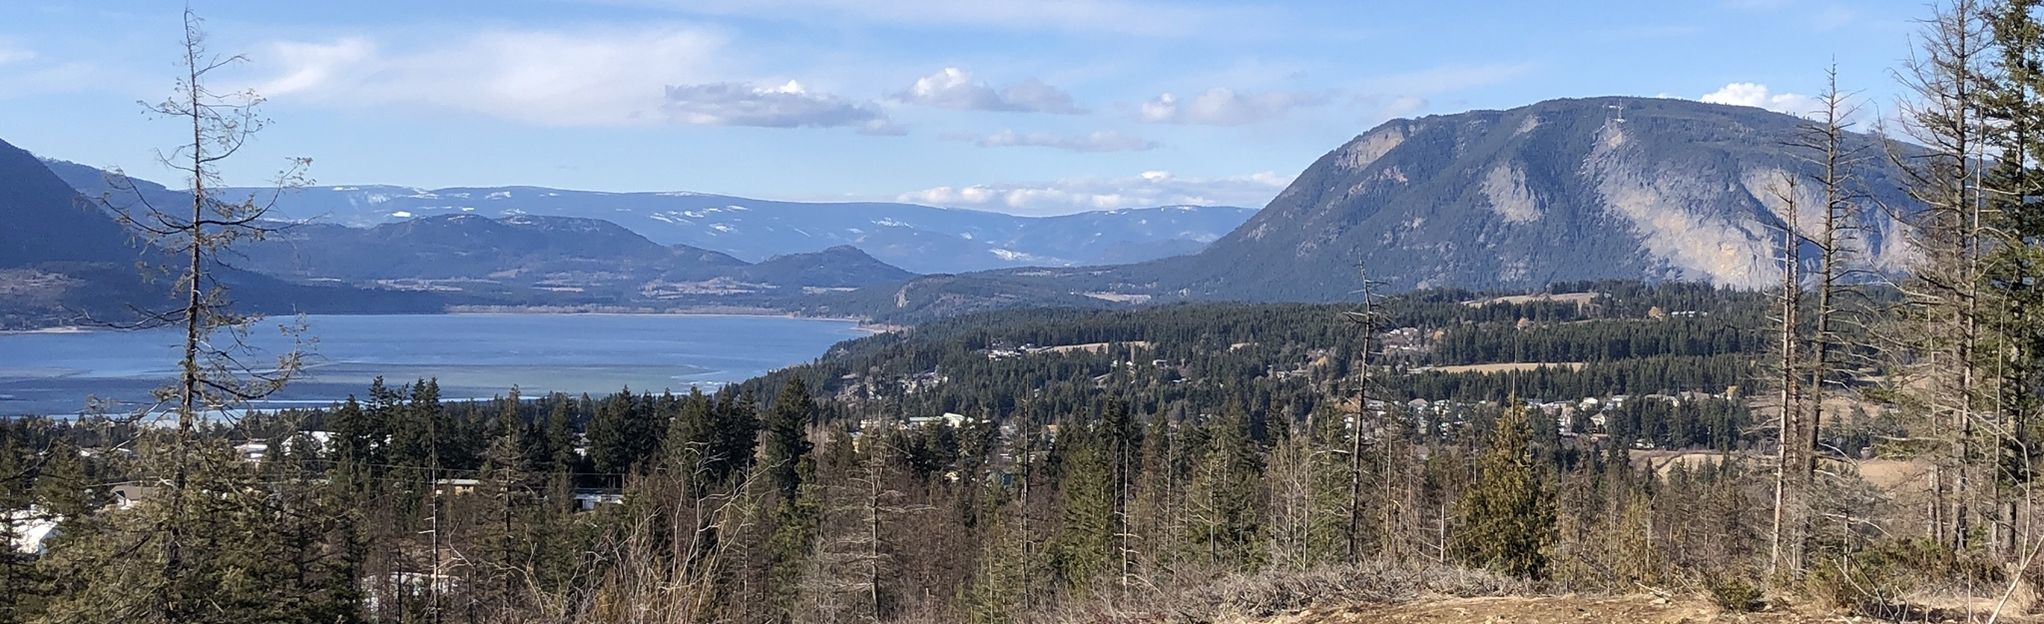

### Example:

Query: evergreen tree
xmin=1453 ymin=401 xmax=1556 ymax=579
xmin=1185 ymin=402 xmax=1263 ymax=571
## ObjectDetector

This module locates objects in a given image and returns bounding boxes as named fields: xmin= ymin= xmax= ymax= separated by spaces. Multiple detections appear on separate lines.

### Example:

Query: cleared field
xmin=1461 ymin=291 xmax=1599 ymax=308
xmin=1040 ymin=340 xmax=1152 ymax=354
xmin=1427 ymin=362 xmax=1585 ymax=374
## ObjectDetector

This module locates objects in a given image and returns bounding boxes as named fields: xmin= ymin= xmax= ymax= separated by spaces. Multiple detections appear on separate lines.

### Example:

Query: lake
xmin=0 ymin=313 xmax=869 ymax=416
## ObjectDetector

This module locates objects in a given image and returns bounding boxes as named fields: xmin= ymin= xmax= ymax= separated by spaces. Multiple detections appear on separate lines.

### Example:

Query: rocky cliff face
xmin=1090 ymin=96 xmax=1914 ymax=300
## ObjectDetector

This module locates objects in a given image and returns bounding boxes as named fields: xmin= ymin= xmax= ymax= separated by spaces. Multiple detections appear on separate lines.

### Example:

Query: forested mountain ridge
xmin=235 ymin=213 xmax=914 ymax=302
xmin=42 ymin=158 xmax=1257 ymax=274
xmin=0 ymin=138 xmax=439 ymax=328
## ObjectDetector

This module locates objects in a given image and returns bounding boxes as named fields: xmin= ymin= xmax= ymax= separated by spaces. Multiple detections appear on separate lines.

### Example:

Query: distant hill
xmin=233 ymin=214 xmax=916 ymax=306
xmin=0 ymin=138 xmax=438 ymax=329
xmin=40 ymin=159 xmax=1256 ymax=275
xmin=736 ymin=245 xmax=915 ymax=289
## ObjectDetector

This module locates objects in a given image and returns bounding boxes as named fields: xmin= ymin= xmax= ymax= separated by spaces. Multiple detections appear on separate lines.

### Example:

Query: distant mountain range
xmin=42 ymin=160 xmax=1255 ymax=275
xmin=235 ymin=214 xmax=914 ymax=304
xmin=9 ymin=96 xmax=1930 ymax=328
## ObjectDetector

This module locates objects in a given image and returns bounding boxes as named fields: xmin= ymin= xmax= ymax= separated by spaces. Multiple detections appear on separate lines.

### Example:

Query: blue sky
xmin=0 ymin=1 xmax=1923 ymax=216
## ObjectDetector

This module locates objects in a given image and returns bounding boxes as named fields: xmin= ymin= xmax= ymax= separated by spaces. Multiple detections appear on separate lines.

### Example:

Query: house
xmin=5 ymin=507 xmax=60 ymax=555
xmin=433 ymin=478 xmax=482 ymax=496
xmin=110 ymin=483 xmax=158 ymax=509
xmin=233 ymin=440 xmax=270 ymax=463
xmin=572 ymin=488 xmax=625 ymax=512
xmin=908 ymin=412 xmax=971 ymax=428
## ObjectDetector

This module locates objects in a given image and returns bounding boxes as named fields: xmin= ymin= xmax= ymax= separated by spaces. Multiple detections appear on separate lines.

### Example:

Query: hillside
xmin=0 ymin=139 xmax=438 ymax=328
xmin=233 ymin=214 xmax=915 ymax=306
xmin=880 ymin=97 xmax=1917 ymax=307
xmin=40 ymin=159 xmax=1255 ymax=274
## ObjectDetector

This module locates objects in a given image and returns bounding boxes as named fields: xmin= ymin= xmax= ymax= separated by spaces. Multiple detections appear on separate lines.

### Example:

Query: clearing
xmin=1426 ymin=362 xmax=1585 ymax=374
xmin=1461 ymin=292 xmax=1600 ymax=308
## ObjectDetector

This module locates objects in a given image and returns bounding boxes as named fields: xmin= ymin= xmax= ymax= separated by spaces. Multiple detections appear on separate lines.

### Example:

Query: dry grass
xmin=1020 ymin=561 xmax=1530 ymax=624
xmin=1263 ymin=594 xmax=1880 ymax=623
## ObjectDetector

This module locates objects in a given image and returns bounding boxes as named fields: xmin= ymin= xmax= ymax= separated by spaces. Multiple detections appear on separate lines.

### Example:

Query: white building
xmin=6 ymin=507 xmax=61 ymax=555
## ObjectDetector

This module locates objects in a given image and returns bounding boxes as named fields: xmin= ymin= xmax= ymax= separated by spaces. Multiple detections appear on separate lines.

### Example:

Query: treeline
xmin=0 ymin=379 xmax=1802 ymax=623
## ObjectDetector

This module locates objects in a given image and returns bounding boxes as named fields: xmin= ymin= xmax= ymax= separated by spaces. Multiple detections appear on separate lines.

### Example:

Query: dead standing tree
xmin=1767 ymin=66 xmax=1877 ymax=580
xmin=92 ymin=10 xmax=310 ymax=621
xmin=1341 ymin=263 xmax=1384 ymax=564
xmin=1891 ymin=0 xmax=1995 ymax=553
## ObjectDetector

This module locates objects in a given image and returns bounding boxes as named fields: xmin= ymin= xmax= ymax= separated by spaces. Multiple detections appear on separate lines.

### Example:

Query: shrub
xmin=1705 ymin=576 xmax=1763 ymax=613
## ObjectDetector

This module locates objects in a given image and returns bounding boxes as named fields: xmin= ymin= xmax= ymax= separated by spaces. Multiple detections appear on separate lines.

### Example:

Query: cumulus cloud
xmin=896 ymin=169 xmax=1291 ymax=216
xmin=899 ymin=67 xmax=1083 ymax=113
xmin=661 ymin=80 xmax=892 ymax=129
xmin=1137 ymin=88 xmax=1326 ymax=125
xmin=1699 ymin=82 xmax=1823 ymax=117
xmin=248 ymin=26 xmax=888 ymax=131
xmin=960 ymin=129 xmax=1157 ymax=152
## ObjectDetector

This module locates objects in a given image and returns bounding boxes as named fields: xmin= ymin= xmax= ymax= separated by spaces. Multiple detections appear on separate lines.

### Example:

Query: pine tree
xmin=1453 ymin=402 xmax=1556 ymax=579
xmin=765 ymin=380 xmax=817 ymax=503
xmin=1050 ymin=421 xmax=1114 ymax=589
xmin=1185 ymin=402 xmax=1263 ymax=571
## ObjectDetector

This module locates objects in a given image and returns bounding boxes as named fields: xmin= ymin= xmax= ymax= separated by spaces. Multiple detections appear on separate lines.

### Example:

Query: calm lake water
xmin=0 ymin=313 xmax=867 ymax=416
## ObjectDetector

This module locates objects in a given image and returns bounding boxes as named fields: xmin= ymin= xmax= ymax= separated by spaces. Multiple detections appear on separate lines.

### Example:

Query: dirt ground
xmin=1254 ymin=594 xmax=2036 ymax=623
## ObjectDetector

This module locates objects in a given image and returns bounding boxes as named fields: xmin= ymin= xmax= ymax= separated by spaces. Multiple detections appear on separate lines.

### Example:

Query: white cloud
xmin=247 ymin=26 xmax=893 ymax=129
xmin=0 ymin=42 xmax=96 ymax=99
xmin=0 ymin=45 xmax=36 ymax=66
xmin=1699 ymin=82 xmax=1823 ymax=117
xmin=661 ymin=80 xmax=893 ymax=129
xmin=599 ymin=0 xmax=1238 ymax=37
xmin=896 ymin=170 xmax=1291 ymax=216
xmin=960 ymin=129 xmax=1157 ymax=152
xmin=1137 ymin=88 xmax=1326 ymax=125
xmin=899 ymin=67 xmax=1083 ymax=113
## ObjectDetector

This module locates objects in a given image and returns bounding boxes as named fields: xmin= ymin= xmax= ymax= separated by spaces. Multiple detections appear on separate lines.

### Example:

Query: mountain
xmin=235 ymin=214 xmax=915 ymax=305
xmin=736 ymin=246 xmax=915 ymax=289
xmin=0 ymin=139 xmax=439 ymax=328
xmin=42 ymin=161 xmax=1256 ymax=275
xmin=1005 ymin=96 xmax=1918 ymax=302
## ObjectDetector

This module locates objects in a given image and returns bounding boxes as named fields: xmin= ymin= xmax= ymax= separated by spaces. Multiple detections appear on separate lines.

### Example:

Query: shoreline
xmin=442 ymin=306 xmax=904 ymax=334
xmin=3 ymin=309 xmax=909 ymax=336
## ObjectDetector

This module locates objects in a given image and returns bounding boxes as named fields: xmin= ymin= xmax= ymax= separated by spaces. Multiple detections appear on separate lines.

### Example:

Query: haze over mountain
xmin=866 ymin=96 xmax=1918 ymax=313
xmin=41 ymin=159 xmax=1255 ymax=275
